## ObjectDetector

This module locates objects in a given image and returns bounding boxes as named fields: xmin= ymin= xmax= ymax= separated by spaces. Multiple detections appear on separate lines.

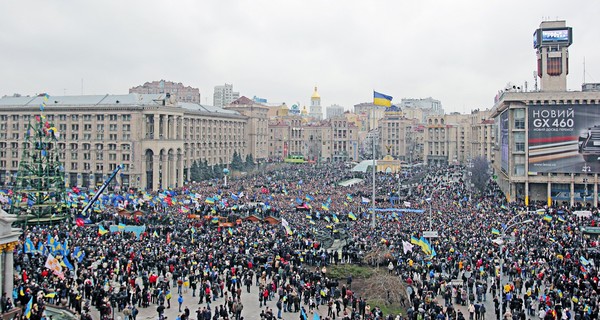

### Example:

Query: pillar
xmin=547 ymin=180 xmax=552 ymax=207
xmin=570 ymin=174 xmax=575 ymax=207
xmin=595 ymin=174 xmax=598 ymax=207
xmin=3 ymin=242 xmax=15 ymax=298
xmin=525 ymin=181 xmax=529 ymax=206
xmin=177 ymin=153 xmax=184 ymax=188
xmin=152 ymin=155 xmax=160 ymax=190
xmin=0 ymin=245 xmax=3 ymax=296
xmin=153 ymin=114 xmax=159 ymax=140
xmin=171 ymin=154 xmax=176 ymax=188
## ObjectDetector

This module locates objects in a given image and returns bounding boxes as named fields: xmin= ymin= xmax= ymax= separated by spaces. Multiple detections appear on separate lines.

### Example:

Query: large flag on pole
xmin=373 ymin=91 xmax=393 ymax=107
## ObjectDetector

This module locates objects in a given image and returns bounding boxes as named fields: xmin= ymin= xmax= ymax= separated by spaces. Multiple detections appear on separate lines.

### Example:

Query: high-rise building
xmin=129 ymin=80 xmax=201 ymax=103
xmin=308 ymin=87 xmax=323 ymax=120
xmin=213 ymin=84 xmax=240 ymax=108
xmin=326 ymin=104 xmax=345 ymax=119
xmin=491 ymin=20 xmax=600 ymax=206
xmin=534 ymin=20 xmax=572 ymax=91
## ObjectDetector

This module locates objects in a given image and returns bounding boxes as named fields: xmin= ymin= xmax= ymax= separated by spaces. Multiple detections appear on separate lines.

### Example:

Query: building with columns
xmin=0 ymin=93 xmax=249 ymax=191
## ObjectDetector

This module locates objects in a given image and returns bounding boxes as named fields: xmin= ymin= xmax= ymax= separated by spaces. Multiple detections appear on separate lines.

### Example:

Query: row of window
xmin=0 ymin=114 xmax=131 ymax=122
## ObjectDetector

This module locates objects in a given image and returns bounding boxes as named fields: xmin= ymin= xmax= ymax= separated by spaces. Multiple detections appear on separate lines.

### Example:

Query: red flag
xmin=76 ymin=218 xmax=85 ymax=227
xmin=166 ymin=232 xmax=171 ymax=244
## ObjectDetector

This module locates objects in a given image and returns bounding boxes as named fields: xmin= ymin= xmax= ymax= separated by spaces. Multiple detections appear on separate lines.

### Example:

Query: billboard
xmin=529 ymin=104 xmax=600 ymax=173
xmin=534 ymin=28 xmax=572 ymax=48
xmin=500 ymin=111 xmax=509 ymax=174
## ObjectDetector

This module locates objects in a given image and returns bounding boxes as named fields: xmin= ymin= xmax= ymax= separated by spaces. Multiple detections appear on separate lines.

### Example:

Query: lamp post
xmin=498 ymin=214 xmax=533 ymax=313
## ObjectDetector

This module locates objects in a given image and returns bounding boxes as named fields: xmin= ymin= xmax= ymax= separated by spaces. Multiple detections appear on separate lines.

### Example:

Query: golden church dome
xmin=311 ymin=86 xmax=320 ymax=99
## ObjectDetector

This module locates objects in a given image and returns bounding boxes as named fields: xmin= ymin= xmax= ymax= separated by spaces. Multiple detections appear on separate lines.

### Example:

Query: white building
xmin=400 ymin=97 xmax=444 ymax=122
xmin=213 ymin=84 xmax=240 ymax=108
xmin=326 ymin=104 xmax=345 ymax=119
xmin=309 ymin=87 xmax=323 ymax=120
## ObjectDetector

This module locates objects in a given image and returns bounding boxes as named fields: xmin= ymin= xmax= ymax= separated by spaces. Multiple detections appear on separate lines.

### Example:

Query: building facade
xmin=326 ymin=104 xmax=344 ymax=119
xmin=490 ymin=20 xmax=600 ymax=206
xmin=129 ymin=80 xmax=201 ymax=103
xmin=225 ymin=96 xmax=269 ymax=162
xmin=0 ymin=94 xmax=248 ymax=191
xmin=267 ymin=116 xmax=359 ymax=162
xmin=378 ymin=106 xmax=415 ymax=162
xmin=213 ymin=84 xmax=240 ymax=108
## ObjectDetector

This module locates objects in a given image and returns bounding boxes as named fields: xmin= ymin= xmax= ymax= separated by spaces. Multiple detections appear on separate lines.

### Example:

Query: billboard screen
xmin=500 ymin=111 xmax=509 ymax=174
xmin=529 ymin=104 xmax=600 ymax=173
xmin=541 ymin=29 xmax=569 ymax=43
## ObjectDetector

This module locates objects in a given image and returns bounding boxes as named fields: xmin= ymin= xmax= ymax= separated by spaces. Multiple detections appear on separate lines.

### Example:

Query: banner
xmin=44 ymin=254 xmax=62 ymax=274
xmin=109 ymin=225 xmax=146 ymax=238
xmin=529 ymin=104 xmax=600 ymax=173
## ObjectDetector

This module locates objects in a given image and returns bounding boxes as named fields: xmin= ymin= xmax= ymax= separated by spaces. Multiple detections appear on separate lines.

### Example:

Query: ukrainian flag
xmin=211 ymin=217 xmax=219 ymax=224
xmin=543 ymin=215 xmax=553 ymax=222
xmin=205 ymin=197 xmax=215 ymax=204
xmin=25 ymin=297 xmax=33 ymax=319
xmin=373 ymin=91 xmax=393 ymax=107
xmin=491 ymin=228 xmax=501 ymax=235
xmin=98 ymin=225 xmax=109 ymax=235
xmin=332 ymin=214 xmax=339 ymax=223
xmin=348 ymin=212 xmax=357 ymax=221
xmin=24 ymin=238 xmax=36 ymax=254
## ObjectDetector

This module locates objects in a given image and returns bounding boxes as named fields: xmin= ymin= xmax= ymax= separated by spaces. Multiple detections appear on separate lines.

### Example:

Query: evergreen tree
xmin=10 ymin=97 xmax=67 ymax=223
xmin=244 ymin=153 xmax=255 ymax=170
xmin=231 ymin=151 xmax=244 ymax=171
xmin=202 ymin=159 xmax=212 ymax=180
xmin=190 ymin=160 xmax=200 ymax=182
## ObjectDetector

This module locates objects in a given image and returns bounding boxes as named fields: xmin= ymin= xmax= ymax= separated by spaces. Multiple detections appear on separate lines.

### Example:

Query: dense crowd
xmin=5 ymin=162 xmax=600 ymax=320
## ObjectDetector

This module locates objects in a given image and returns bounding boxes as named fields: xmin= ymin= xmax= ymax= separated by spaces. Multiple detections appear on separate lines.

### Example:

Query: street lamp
xmin=497 ymin=214 xmax=533 ymax=313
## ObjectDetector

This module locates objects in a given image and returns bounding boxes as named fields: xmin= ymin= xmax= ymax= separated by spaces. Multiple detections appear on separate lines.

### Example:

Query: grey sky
xmin=1 ymin=0 xmax=599 ymax=114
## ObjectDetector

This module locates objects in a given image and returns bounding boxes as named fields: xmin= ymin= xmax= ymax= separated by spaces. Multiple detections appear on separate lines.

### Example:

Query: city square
xmin=1 ymin=1 xmax=600 ymax=320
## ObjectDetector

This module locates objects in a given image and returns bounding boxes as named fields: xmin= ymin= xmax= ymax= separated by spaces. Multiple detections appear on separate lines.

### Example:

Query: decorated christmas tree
xmin=9 ymin=94 xmax=67 ymax=224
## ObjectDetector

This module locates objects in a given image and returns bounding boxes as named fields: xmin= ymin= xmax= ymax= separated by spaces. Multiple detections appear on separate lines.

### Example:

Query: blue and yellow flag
xmin=118 ymin=223 xmax=126 ymax=230
xmin=491 ymin=228 xmax=500 ymax=235
xmin=73 ymin=247 xmax=85 ymax=263
xmin=62 ymin=256 xmax=74 ymax=271
xmin=332 ymin=214 xmax=339 ymax=223
xmin=348 ymin=212 xmax=357 ymax=221
xmin=25 ymin=297 xmax=33 ymax=319
xmin=321 ymin=203 xmax=329 ymax=211
xmin=373 ymin=91 xmax=393 ymax=107
xmin=24 ymin=238 xmax=36 ymax=254
xmin=98 ymin=225 xmax=109 ymax=235
xmin=205 ymin=197 xmax=215 ymax=204
xmin=543 ymin=215 xmax=553 ymax=222
xmin=211 ymin=217 xmax=219 ymax=224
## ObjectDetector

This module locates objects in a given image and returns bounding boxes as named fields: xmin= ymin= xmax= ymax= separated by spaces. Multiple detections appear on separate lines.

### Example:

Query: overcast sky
xmin=1 ymin=0 xmax=599 ymax=114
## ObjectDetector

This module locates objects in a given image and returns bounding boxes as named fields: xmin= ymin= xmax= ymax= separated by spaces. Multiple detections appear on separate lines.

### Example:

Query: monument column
xmin=3 ymin=242 xmax=15 ymax=296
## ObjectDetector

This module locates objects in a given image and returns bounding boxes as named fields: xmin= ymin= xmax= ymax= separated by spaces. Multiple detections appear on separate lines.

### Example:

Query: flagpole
xmin=371 ymin=127 xmax=376 ymax=229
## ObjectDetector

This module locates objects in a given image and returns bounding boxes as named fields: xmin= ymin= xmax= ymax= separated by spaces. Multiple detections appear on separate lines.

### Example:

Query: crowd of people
xmin=6 ymin=162 xmax=600 ymax=320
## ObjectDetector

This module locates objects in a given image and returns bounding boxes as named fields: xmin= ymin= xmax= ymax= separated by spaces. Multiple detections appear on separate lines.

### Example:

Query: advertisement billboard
xmin=500 ymin=111 xmax=509 ymax=174
xmin=529 ymin=104 xmax=600 ymax=173
xmin=541 ymin=29 xmax=570 ymax=43
xmin=533 ymin=28 xmax=572 ymax=48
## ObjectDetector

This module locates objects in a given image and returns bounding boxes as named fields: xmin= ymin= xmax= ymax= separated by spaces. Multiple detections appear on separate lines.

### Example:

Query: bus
xmin=284 ymin=155 xmax=306 ymax=164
